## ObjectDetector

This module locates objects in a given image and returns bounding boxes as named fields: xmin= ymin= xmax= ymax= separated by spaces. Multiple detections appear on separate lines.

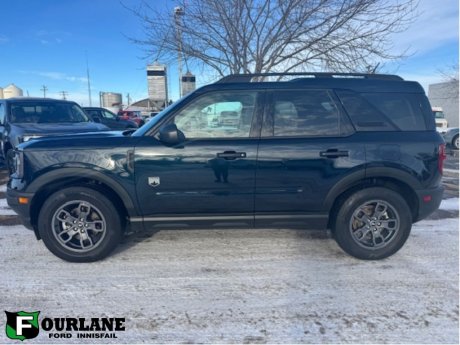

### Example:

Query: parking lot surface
xmin=0 ymin=153 xmax=458 ymax=344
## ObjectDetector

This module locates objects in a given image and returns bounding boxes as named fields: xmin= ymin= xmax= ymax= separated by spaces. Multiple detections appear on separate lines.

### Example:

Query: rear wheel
xmin=38 ymin=187 xmax=122 ymax=262
xmin=333 ymin=187 xmax=412 ymax=260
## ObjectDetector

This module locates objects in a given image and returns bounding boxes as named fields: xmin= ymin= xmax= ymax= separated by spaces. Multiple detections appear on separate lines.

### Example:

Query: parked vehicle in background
xmin=432 ymin=106 xmax=448 ymax=133
xmin=0 ymin=98 xmax=109 ymax=171
xmin=118 ymin=110 xmax=145 ymax=127
xmin=7 ymin=73 xmax=444 ymax=262
xmin=443 ymin=127 xmax=459 ymax=150
xmin=83 ymin=107 xmax=138 ymax=130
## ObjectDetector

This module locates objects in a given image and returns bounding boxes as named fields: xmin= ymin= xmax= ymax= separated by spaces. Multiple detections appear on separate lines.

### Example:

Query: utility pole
xmin=40 ymin=85 xmax=48 ymax=98
xmin=126 ymin=93 xmax=131 ymax=106
xmin=174 ymin=6 xmax=185 ymax=98
xmin=85 ymin=51 xmax=92 ymax=106
xmin=60 ymin=91 xmax=68 ymax=100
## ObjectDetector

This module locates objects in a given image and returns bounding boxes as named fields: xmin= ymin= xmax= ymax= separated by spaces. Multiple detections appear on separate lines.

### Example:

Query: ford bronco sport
xmin=7 ymin=73 xmax=445 ymax=262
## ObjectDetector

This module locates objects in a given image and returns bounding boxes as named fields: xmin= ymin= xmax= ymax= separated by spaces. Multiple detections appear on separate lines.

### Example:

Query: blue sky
xmin=0 ymin=0 xmax=458 ymax=106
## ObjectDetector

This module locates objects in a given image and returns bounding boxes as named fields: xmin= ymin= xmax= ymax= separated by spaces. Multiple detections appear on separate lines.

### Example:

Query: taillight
xmin=438 ymin=143 xmax=446 ymax=175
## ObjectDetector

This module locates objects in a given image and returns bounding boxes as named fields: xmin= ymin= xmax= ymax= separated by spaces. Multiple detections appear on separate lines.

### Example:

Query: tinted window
xmin=336 ymin=90 xmax=395 ymax=131
xmin=362 ymin=93 xmax=427 ymax=131
xmin=102 ymin=110 xmax=117 ymax=119
xmin=172 ymin=91 xmax=257 ymax=138
xmin=271 ymin=90 xmax=340 ymax=137
xmin=10 ymin=103 xmax=90 ymax=123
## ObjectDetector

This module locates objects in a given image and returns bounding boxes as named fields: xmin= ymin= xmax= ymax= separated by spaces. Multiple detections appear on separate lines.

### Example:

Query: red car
xmin=117 ymin=111 xmax=145 ymax=127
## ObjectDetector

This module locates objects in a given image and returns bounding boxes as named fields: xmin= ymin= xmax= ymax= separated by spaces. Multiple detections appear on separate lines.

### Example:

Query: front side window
xmin=270 ymin=90 xmax=340 ymax=137
xmin=10 ymin=103 xmax=90 ymax=124
xmin=172 ymin=91 xmax=257 ymax=138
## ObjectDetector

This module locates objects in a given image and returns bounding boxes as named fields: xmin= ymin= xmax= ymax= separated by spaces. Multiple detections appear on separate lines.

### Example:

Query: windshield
xmin=10 ymin=102 xmax=90 ymax=124
xmin=132 ymin=92 xmax=195 ymax=137
xmin=433 ymin=111 xmax=445 ymax=119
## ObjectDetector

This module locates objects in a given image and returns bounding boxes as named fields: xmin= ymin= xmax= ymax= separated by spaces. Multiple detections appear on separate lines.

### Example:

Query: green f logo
xmin=5 ymin=311 xmax=40 ymax=341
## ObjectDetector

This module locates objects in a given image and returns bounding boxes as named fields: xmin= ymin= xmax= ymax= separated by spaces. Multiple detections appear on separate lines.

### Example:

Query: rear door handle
xmin=217 ymin=151 xmax=247 ymax=160
xmin=320 ymin=149 xmax=349 ymax=158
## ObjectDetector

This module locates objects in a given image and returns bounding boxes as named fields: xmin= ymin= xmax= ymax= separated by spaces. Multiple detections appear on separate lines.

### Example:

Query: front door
xmin=135 ymin=90 xmax=263 ymax=229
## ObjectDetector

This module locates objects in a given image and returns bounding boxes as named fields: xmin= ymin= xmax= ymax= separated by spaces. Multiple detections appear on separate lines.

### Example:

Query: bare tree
xmin=128 ymin=0 xmax=417 ymax=76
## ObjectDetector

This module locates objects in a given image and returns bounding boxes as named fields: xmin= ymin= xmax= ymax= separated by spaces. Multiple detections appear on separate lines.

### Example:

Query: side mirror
xmin=159 ymin=123 xmax=185 ymax=145
xmin=93 ymin=116 xmax=101 ymax=123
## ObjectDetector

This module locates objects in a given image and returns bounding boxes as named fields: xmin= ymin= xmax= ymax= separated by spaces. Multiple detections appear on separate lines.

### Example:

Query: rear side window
xmin=270 ymin=90 xmax=340 ymax=137
xmin=336 ymin=90 xmax=428 ymax=131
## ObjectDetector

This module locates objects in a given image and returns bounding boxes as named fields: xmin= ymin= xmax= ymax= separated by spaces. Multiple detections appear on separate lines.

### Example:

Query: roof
xmin=197 ymin=73 xmax=424 ymax=94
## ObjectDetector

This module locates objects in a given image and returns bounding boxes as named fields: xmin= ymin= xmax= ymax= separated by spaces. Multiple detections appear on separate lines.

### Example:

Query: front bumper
xmin=415 ymin=186 xmax=444 ymax=222
xmin=6 ymin=185 xmax=35 ymax=231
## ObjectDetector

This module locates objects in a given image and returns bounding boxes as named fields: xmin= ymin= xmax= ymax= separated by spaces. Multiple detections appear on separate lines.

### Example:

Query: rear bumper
xmin=414 ymin=186 xmax=444 ymax=222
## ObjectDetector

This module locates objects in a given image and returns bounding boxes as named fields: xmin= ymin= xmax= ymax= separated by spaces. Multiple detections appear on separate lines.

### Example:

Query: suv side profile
xmin=7 ymin=73 xmax=445 ymax=262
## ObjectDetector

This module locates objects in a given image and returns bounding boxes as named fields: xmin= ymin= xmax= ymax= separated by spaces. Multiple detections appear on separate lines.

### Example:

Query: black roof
xmin=197 ymin=73 xmax=424 ymax=94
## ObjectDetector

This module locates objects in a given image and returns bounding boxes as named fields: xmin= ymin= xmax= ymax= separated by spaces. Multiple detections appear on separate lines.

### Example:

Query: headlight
xmin=12 ymin=150 xmax=24 ymax=179
xmin=22 ymin=135 xmax=43 ymax=142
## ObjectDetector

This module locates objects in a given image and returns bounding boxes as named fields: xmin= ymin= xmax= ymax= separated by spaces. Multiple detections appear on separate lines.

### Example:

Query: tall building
xmin=99 ymin=92 xmax=123 ymax=108
xmin=428 ymin=80 xmax=459 ymax=127
xmin=147 ymin=63 xmax=168 ymax=107
xmin=181 ymin=71 xmax=196 ymax=96
xmin=2 ymin=84 xmax=23 ymax=98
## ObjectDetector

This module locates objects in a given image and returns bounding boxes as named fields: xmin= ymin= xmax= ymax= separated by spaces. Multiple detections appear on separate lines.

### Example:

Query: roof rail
xmin=217 ymin=72 xmax=403 ymax=83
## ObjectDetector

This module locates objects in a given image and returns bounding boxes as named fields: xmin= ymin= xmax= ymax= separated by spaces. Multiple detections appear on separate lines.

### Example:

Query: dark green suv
xmin=7 ymin=73 xmax=445 ymax=262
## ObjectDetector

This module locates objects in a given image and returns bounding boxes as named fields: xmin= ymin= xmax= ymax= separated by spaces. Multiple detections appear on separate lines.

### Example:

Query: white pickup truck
xmin=432 ymin=106 xmax=448 ymax=133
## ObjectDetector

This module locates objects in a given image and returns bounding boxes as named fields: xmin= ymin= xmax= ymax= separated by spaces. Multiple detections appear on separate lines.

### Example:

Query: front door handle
xmin=320 ymin=149 xmax=349 ymax=158
xmin=217 ymin=151 xmax=247 ymax=160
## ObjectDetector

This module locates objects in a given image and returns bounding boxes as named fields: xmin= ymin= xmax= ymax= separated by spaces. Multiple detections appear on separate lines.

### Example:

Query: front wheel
xmin=333 ymin=187 xmax=412 ymax=260
xmin=38 ymin=187 xmax=122 ymax=262
xmin=453 ymin=135 xmax=459 ymax=150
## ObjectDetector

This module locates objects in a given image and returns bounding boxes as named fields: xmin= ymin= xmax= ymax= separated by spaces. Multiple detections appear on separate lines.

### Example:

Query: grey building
xmin=428 ymin=80 xmax=459 ymax=127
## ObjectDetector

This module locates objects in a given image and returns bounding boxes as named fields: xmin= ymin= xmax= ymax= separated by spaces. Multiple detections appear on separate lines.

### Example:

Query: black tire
xmin=38 ymin=187 xmax=122 ymax=262
xmin=333 ymin=187 xmax=412 ymax=260
xmin=452 ymin=135 xmax=459 ymax=150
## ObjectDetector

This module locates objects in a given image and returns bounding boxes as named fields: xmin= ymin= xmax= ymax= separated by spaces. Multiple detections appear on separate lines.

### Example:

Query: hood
xmin=18 ymin=130 xmax=137 ymax=151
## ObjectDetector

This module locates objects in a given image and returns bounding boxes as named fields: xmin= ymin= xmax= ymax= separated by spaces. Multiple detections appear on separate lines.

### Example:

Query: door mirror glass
xmin=159 ymin=123 xmax=185 ymax=145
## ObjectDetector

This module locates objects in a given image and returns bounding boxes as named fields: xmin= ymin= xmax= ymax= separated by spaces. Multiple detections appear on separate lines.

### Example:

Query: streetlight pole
xmin=174 ymin=6 xmax=185 ymax=98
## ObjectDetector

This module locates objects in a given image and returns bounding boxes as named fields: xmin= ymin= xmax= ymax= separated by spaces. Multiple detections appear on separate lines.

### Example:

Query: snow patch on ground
xmin=0 ymin=198 xmax=16 ymax=215
xmin=439 ymin=198 xmax=459 ymax=211
xmin=0 ymin=184 xmax=5 ymax=192
xmin=0 ymin=217 xmax=458 ymax=344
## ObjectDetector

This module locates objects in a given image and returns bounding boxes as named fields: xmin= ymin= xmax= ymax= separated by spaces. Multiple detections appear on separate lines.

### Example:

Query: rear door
xmin=255 ymin=89 xmax=366 ymax=229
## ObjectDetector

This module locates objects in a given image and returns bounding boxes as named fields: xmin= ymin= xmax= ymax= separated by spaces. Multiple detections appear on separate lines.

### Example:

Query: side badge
xmin=148 ymin=177 xmax=160 ymax=187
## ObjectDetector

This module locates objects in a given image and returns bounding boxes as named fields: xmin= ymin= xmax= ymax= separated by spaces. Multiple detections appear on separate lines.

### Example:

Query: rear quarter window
xmin=336 ymin=90 xmax=429 ymax=131
xmin=361 ymin=93 xmax=427 ymax=131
